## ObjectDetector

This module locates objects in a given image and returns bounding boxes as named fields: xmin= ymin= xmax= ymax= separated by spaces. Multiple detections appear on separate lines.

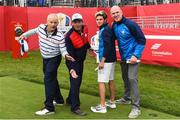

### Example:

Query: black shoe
xmin=72 ymin=109 xmax=87 ymax=116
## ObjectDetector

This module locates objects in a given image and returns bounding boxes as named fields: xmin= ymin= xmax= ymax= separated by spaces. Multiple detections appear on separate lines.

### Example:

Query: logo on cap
xmin=72 ymin=13 xmax=83 ymax=21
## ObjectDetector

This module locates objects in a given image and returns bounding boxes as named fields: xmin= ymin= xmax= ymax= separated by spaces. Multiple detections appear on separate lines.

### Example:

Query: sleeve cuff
xmin=132 ymin=54 xmax=140 ymax=59
xmin=62 ymin=51 xmax=68 ymax=58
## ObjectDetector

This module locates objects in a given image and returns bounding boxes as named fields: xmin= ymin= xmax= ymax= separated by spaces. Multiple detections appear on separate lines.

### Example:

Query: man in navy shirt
xmin=65 ymin=13 xmax=90 ymax=116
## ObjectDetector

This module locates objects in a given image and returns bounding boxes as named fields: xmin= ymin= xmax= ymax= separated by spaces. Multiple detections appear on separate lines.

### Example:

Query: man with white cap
xmin=17 ymin=13 xmax=74 ymax=116
xmin=65 ymin=13 xmax=90 ymax=116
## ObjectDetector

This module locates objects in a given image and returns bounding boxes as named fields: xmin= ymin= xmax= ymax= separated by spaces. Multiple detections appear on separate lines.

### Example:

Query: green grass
xmin=0 ymin=76 xmax=178 ymax=119
xmin=0 ymin=51 xmax=180 ymax=117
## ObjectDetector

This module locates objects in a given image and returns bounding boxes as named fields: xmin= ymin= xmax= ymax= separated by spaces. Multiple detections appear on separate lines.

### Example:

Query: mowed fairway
xmin=0 ymin=76 xmax=178 ymax=119
xmin=0 ymin=51 xmax=180 ymax=119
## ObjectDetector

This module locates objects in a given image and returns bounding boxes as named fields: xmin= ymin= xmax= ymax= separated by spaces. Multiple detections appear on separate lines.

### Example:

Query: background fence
xmin=129 ymin=15 xmax=180 ymax=29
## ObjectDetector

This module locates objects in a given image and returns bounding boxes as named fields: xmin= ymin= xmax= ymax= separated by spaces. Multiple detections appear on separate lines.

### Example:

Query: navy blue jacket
xmin=112 ymin=16 xmax=146 ymax=61
xmin=65 ymin=27 xmax=90 ymax=70
xmin=98 ymin=23 xmax=116 ymax=62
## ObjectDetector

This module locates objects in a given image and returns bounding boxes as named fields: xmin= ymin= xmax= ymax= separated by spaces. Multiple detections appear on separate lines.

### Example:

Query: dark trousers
xmin=43 ymin=55 xmax=64 ymax=111
xmin=121 ymin=62 xmax=140 ymax=109
xmin=66 ymin=61 xmax=84 ymax=111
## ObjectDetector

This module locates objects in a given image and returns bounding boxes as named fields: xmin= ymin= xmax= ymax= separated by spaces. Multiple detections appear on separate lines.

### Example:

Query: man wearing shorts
xmin=90 ymin=11 xmax=116 ymax=113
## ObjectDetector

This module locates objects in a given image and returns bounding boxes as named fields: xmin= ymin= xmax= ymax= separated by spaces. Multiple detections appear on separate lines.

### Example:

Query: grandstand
xmin=0 ymin=0 xmax=179 ymax=7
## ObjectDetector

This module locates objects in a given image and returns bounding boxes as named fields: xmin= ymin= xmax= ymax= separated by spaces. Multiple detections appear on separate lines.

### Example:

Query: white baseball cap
xmin=72 ymin=13 xmax=83 ymax=22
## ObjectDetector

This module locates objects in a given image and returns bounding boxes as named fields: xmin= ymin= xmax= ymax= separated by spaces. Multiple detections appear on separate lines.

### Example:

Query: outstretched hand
xmin=87 ymin=48 xmax=95 ymax=57
xmin=65 ymin=54 xmax=75 ymax=62
xmin=70 ymin=69 xmax=78 ymax=79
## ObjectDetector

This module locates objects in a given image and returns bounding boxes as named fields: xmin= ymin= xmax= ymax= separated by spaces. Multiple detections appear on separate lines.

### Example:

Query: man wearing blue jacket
xmin=110 ymin=6 xmax=146 ymax=118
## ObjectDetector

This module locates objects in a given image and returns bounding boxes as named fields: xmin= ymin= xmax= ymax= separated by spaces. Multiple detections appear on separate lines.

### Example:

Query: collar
xmin=114 ymin=16 xmax=126 ymax=25
xmin=99 ymin=23 xmax=108 ymax=30
xmin=44 ymin=25 xmax=58 ymax=36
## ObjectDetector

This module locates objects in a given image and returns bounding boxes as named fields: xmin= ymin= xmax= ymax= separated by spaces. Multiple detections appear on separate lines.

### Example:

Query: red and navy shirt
xmin=65 ymin=25 xmax=90 ymax=70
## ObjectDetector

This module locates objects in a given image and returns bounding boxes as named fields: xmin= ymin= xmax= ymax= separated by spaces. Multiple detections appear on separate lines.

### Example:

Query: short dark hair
xmin=95 ymin=10 xmax=107 ymax=20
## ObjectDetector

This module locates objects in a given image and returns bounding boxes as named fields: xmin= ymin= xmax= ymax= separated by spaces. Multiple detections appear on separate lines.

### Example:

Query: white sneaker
xmin=115 ymin=98 xmax=131 ymax=104
xmin=105 ymin=100 xmax=116 ymax=109
xmin=90 ymin=104 xmax=107 ymax=113
xmin=35 ymin=108 xmax=55 ymax=116
xmin=128 ymin=108 xmax=141 ymax=118
xmin=53 ymin=100 xmax=64 ymax=106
